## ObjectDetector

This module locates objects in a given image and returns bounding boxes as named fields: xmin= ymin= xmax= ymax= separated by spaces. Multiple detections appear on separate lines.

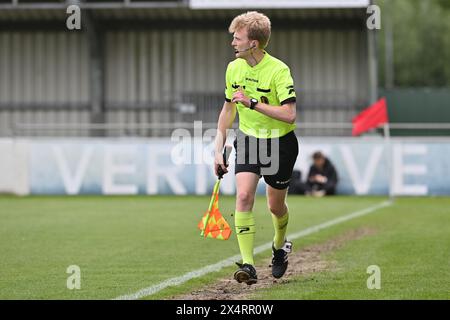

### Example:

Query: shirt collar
xmin=245 ymin=50 xmax=270 ymax=71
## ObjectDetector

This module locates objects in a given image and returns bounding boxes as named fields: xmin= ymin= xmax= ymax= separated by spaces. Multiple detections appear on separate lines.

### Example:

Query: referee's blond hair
xmin=229 ymin=11 xmax=271 ymax=49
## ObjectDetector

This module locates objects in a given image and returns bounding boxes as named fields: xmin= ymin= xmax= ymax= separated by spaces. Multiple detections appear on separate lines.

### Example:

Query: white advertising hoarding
xmin=2 ymin=137 xmax=449 ymax=196
xmin=25 ymin=138 xmax=450 ymax=196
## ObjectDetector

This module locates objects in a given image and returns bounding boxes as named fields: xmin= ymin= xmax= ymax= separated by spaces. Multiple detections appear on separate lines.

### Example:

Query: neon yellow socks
xmin=272 ymin=211 xmax=289 ymax=250
xmin=235 ymin=210 xmax=288 ymax=264
xmin=235 ymin=211 xmax=255 ymax=265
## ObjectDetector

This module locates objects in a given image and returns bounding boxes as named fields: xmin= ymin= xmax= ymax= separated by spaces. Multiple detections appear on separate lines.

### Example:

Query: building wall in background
xmin=0 ymin=26 xmax=368 ymax=137
xmin=0 ymin=31 xmax=91 ymax=136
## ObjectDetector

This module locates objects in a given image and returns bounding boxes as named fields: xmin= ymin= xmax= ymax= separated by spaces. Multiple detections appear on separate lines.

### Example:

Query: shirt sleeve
xmin=273 ymin=67 xmax=296 ymax=105
xmin=224 ymin=63 xmax=233 ymax=102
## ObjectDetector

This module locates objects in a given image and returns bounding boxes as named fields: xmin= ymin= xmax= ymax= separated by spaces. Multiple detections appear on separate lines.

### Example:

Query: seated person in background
xmin=306 ymin=151 xmax=338 ymax=197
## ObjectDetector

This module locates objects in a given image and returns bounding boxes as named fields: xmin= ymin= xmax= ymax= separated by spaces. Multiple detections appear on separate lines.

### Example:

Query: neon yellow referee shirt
xmin=225 ymin=51 xmax=296 ymax=139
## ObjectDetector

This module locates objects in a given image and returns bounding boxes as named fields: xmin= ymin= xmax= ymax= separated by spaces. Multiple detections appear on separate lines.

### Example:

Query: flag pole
xmin=383 ymin=122 xmax=394 ymax=202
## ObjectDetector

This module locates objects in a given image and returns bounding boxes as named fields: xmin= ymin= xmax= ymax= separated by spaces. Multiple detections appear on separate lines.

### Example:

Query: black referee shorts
xmin=233 ymin=130 xmax=299 ymax=190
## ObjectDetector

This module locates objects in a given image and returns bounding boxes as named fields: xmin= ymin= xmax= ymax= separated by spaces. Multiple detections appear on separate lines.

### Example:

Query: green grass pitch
xmin=0 ymin=195 xmax=448 ymax=299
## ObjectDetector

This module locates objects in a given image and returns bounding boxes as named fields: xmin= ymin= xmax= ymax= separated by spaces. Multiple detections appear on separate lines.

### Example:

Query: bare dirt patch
xmin=170 ymin=227 xmax=376 ymax=300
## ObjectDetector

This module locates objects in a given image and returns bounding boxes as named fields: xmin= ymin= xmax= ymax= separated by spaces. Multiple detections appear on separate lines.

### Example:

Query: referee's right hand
xmin=214 ymin=151 xmax=229 ymax=177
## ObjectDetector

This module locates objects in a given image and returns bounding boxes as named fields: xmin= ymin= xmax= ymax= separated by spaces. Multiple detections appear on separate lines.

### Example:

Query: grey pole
xmin=384 ymin=0 xmax=394 ymax=89
xmin=84 ymin=10 xmax=106 ymax=137
xmin=367 ymin=3 xmax=378 ymax=104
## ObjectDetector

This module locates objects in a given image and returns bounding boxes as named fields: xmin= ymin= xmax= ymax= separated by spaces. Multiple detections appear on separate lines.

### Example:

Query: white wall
xmin=0 ymin=139 xmax=29 ymax=195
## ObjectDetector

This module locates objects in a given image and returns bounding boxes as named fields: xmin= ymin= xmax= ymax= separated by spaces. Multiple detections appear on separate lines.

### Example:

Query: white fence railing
xmin=8 ymin=121 xmax=450 ymax=138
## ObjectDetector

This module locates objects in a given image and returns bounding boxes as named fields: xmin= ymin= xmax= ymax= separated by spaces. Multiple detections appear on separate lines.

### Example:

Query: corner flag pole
xmin=383 ymin=122 xmax=394 ymax=201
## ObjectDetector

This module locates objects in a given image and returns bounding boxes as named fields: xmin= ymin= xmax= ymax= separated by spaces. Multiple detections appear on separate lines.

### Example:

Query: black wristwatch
xmin=249 ymin=98 xmax=258 ymax=110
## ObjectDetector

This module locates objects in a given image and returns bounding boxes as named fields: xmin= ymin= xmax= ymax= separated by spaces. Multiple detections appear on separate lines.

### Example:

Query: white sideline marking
xmin=114 ymin=200 xmax=392 ymax=300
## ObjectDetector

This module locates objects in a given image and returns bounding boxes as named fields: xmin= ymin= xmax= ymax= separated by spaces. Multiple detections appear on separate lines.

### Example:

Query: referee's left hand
xmin=231 ymin=88 xmax=250 ymax=107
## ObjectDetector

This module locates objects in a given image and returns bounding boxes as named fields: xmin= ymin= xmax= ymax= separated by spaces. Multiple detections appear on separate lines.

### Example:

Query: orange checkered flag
xmin=198 ymin=145 xmax=232 ymax=240
xmin=198 ymin=182 xmax=231 ymax=240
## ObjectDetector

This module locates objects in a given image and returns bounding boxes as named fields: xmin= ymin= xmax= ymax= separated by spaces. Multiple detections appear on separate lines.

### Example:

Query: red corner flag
xmin=352 ymin=97 xmax=389 ymax=136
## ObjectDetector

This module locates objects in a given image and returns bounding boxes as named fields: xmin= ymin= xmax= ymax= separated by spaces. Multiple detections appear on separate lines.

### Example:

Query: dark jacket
xmin=307 ymin=158 xmax=338 ymax=194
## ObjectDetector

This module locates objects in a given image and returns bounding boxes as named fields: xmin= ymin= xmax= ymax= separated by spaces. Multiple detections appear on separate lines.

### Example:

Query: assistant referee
xmin=214 ymin=11 xmax=299 ymax=285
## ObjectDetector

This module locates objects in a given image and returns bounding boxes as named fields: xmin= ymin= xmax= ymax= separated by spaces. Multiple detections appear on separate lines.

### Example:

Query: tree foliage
xmin=376 ymin=0 xmax=450 ymax=87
